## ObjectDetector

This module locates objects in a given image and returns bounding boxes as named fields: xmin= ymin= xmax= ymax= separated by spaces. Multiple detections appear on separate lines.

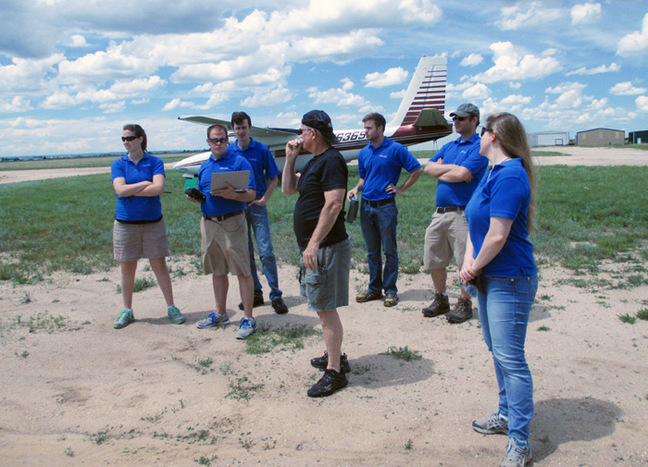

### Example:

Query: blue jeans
xmin=477 ymin=274 xmax=538 ymax=442
xmin=246 ymin=204 xmax=282 ymax=300
xmin=360 ymin=201 xmax=398 ymax=294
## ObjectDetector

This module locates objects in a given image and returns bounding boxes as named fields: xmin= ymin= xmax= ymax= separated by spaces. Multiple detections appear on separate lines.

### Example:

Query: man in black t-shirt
xmin=282 ymin=110 xmax=351 ymax=398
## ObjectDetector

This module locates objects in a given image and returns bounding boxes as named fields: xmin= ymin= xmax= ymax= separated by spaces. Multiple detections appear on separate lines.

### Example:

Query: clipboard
xmin=210 ymin=170 xmax=250 ymax=194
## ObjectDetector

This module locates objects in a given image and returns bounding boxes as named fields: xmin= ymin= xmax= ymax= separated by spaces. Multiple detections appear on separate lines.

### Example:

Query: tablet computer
xmin=210 ymin=170 xmax=250 ymax=194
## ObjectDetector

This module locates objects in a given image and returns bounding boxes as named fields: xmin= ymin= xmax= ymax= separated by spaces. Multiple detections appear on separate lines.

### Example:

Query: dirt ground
xmin=1 ymin=146 xmax=647 ymax=466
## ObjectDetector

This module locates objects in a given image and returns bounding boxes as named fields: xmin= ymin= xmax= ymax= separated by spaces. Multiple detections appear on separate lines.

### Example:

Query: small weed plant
xmin=384 ymin=346 xmax=422 ymax=361
xmin=618 ymin=313 xmax=636 ymax=324
xmin=245 ymin=323 xmax=319 ymax=355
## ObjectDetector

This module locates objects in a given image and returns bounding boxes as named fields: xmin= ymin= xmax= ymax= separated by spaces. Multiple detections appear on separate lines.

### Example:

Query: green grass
xmin=618 ymin=313 xmax=637 ymax=324
xmin=1 ymin=164 xmax=648 ymax=283
xmin=0 ymin=152 xmax=200 ymax=171
xmin=383 ymin=345 xmax=422 ymax=361
xmin=245 ymin=323 xmax=320 ymax=355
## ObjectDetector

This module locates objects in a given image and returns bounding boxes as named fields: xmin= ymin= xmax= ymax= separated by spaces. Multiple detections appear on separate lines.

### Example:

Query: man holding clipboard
xmin=187 ymin=123 xmax=259 ymax=339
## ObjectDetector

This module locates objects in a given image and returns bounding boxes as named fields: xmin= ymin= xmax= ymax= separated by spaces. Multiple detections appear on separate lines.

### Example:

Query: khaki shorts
xmin=299 ymin=239 xmax=350 ymax=312
xmin=423 ymin=211 xmax=469 ymax=270
xmin=201 ymin=214 xmax=251 ymax=276
xmin=113 ymin=219 xmax=170 ymax=262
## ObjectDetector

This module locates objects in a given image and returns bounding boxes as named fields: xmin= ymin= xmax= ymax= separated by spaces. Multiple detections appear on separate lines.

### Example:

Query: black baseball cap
xmin=302 ymin=110 xmax=339 ymax=145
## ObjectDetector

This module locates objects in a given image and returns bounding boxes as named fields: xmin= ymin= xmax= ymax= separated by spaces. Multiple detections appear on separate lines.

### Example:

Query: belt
xmin=362 ymin=197 xmax=395 ymax=207
xmin=436 ymin=205 xmax=465 ymax=214
xmin=204 ymin=210 xmax=243 ymax=222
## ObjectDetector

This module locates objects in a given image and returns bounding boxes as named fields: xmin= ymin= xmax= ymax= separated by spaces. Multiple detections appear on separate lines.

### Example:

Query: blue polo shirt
xmin=358 ymin=137 xmax=421 ymax=201
xmin=111 ymin=152 xmax=165 ymax=222
xmin=465 ymin=158 xmax=536 ymax=277
xmin=197 ymin=151 xmax=256 ymax=217
xmin=430 ymin=134 xmax=488 ymax=207
xmin=228 ymin=138 xmax=279 ymax=198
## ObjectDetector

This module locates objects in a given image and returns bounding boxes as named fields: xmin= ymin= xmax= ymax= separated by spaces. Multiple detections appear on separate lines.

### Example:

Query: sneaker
xmin=500 ymin=438 xmax=532 ymax=467
xmin=113 ymin=309 xmax=134 ymax=329
xmin=422 ymin=292 xmax=450 ymax=317
xmin=271 ymin=298 xmax=289 ymax=314
xmin=238 ymin=294 xmax=264 ymax=311
xmin=447 ymin=297 xmax=473 ymax=323
xmin=307 ymin=369 xmax=348 ymax=397
xmin=167 ymin=305 xmax=185 ymax=324
xmin=196 ymin=311 xmax=230 ymax=329
xmin=236 ymin=317 xmax=257 ymax=340
xmin=383 ymin=292 xmax=399 ymax=307
xmin=310 ymin=350 xmax=351 ymax=374
xmin=355 ymin=289 xmax=383 ymax=303
xmin=472 ymin=413 xmax=509 ymax=435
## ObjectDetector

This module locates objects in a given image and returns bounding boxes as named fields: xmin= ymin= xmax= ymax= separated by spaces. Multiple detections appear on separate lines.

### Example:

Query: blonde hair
xmin=486 ymin=112 xmax=536 ymax=232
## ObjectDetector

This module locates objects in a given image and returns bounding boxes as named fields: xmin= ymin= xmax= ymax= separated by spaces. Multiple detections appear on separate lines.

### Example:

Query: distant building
xmin=528 ymin=131 xmax=570 ymax=147
xmin=576 ymin=128 xmax=624 ymax=146
xmin=628 ymin=130 xmax=648 ymax=144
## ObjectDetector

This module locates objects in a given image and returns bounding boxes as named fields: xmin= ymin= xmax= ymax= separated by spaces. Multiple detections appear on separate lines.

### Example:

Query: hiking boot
xmin=236 ymin=317 xmax=257 ymax=340
xmin=238 ymin=294 xmax=264 ymax=311
xmin=307 ymin=369 xmax=348 ymax=397
xmin=472 ymin=413 xmax=509 ymax=435
xmin=500 ymin=438 xmax=532 ymax=467
xmin=422 ymin=292 xmax=450 ymax=317
xmin=355 ymin=289 xmax=383 ymax=303
xmin=447 ymin=297 xmax=473 ymax=323
xmin=271 ymin=298 xmax=289 ymax=314
xmin=113 ymin=309 xmax=134 ymax=329
xmin=196 ymin=311 xmax=230 ymax=329
xmin=167 ymin=305 xmax=185 ymax=324
xmin=310 ymin=351 xmax=351 ymax=374
xmin=383 ymin=292 xmax=399 ymax=307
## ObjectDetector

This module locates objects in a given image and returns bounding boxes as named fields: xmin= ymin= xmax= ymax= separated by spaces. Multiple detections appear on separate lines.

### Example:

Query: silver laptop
xmin=210 ymin=170 xmax=250 ymax=194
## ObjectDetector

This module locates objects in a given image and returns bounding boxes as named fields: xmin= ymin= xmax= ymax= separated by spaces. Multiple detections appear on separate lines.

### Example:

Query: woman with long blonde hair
xmin=460 ymin=112 xmax=537 ymax=467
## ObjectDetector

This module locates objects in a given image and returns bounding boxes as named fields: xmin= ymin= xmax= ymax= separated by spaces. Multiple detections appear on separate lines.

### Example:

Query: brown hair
xmin=123 ymin=124 xmax=147 ymax=151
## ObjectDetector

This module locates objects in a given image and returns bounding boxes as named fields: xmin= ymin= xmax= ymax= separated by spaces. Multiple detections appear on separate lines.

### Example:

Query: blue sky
xmin=1 ymin=0 xmax=647 ymax=157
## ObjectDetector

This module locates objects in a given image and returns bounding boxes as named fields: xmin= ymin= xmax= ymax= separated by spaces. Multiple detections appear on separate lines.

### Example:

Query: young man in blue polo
xmin=422 ymin=103 xmax=489 ymax=323
xmin=347 ymin=112 xmax=423 ymax=307
xmin=229 ymin=111 xmax=288 ymax=315
xmin=188 ymin=124 xmax=258 ymax=339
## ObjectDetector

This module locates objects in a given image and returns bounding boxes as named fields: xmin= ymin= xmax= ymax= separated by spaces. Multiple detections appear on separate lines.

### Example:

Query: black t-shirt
xmin=293 ymin=147 xmax=348 ymax=249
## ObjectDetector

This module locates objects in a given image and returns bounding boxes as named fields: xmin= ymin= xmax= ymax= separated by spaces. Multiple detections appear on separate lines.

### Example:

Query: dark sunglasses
xmin=121 ymin=136 xmax=138 ymax=142
xmin=480 ymin=127 xmax=493 ymax=137
xmin=298 ymin=128 xmax=313 ymax=135
xmin=207 ymin=137 xmax=228 ymax=144
xmin=452 ymin=116 xmax=467 ymax=122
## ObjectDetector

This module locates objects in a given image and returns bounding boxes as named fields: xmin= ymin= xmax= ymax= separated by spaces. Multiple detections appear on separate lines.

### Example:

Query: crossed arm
xmin=425 ymin=159 xmax=473 ymax=183
xmin=113 ymin=174 xmax=165 ymax=197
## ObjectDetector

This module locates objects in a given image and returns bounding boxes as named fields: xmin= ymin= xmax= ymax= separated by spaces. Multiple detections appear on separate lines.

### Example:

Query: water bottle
xmin=346 ymin=195 xmax=359 ymax=223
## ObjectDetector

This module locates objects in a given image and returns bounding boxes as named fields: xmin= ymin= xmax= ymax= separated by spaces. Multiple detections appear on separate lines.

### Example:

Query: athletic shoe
xmin=196 ymin=311 xmax=230 ymax=329
xmin=447 ymin=297 xmax=473 ymax=323
xmin=355 ymin=289 xmax=383 ymax=303
xmin=236 ymin=317 xmax=257 ymax=339
xmin=472 ymin=413 xmax=509 ymax=435
xmin=422 ymin=292 xmax=450 ymax=317
xmin=238 ymin=294 xmax=264 ymax=310
xmin=383 ymin=292 xmax=399 ymax=307
xmin=167 ymin=305 xmax=185 ymax=324
xmin=307 ymin=369 xmax=348 ymax=397
xmin=500 ymin=438 xmax=532 ymax=467
xmin=310 ymin=350 xmax=351 ymax=374
xmin=113 ymin=309 xmax=134 ymax=329
xmin=271 ymin=298 xmax=289 ymax=314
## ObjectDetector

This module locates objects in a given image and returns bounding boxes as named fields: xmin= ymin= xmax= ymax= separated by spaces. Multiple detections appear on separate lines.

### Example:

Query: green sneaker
xmin=113 ymin=309 xmax=134 ymax=329
xmin=167 ymin=305 xmax=185 ymax=324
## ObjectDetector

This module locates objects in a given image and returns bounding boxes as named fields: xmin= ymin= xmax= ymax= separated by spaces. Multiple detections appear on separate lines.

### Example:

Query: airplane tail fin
xmin=387 ymin=55 xmax=448 ymax=131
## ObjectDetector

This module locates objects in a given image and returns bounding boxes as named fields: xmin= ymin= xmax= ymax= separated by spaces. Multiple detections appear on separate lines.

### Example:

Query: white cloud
xmin=390 ymin=89 xmax=406 ymax=99
xmin=610 ymin=82 xmax=647 ymax=96
xmin=462 ymin=83 xmax=490 ymax=100
xmin=571 ymin=3 xmax=601 ymax=25
xmin=637 ymin=96 xmax=648 ymax=112
xmin=341 ymin=78 xmax=354 ymax=91
xmin=308 ymin=87 xmax=370 ymax=108
xmin=545 ymin=82 xmax=590 ymax=109
xmin=240 ymin=85 xmax=292 ymax=107
xmin=69 ymin=34 xmax=88 ymax=47
xmin=364 ymin=67 xmax=409 ymax=88
xmin=500 ymin=94 xmax=532 ymax=106
xmin=566 ymin=63 xmax=620 ymax=76
xmin=509 ymin=82 xmax=522 ymax=90
xmin=617 ymin=13 xmax=648 ymax=57
xmin=471 ymin=42 xmax=562 ymax=83
xmin=460 ymin=54 xmax=483 ymax=67
xmin=496 ymin=2 xmax=563 ymax=30
xmin=0 ymin=96 xmax=32 ymax=113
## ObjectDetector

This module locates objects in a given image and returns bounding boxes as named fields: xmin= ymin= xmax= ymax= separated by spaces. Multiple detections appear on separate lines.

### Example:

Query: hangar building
xmin=576 ymin=128 xmax=624 ymax=146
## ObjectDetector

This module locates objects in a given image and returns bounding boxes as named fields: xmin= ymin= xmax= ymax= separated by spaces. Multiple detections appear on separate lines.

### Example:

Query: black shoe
xmin=307 ymin=369 xmax=348 ymax=397
xmin=422 ymin=292 xmax=450 ymax=317
xmin=271 ymin=298 xmax=289 ymax=314
xmin=447 ymin=297 xmax=473 ymax=323
xmin=310 ymin=350 xmax=351 ymax=373
xmin=238 ymin=294 xmax=264 ymax=310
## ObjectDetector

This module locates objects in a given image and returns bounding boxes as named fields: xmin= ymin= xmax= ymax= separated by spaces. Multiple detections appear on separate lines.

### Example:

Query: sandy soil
xmin=1 ymin=147 xmax=647 ymax=466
